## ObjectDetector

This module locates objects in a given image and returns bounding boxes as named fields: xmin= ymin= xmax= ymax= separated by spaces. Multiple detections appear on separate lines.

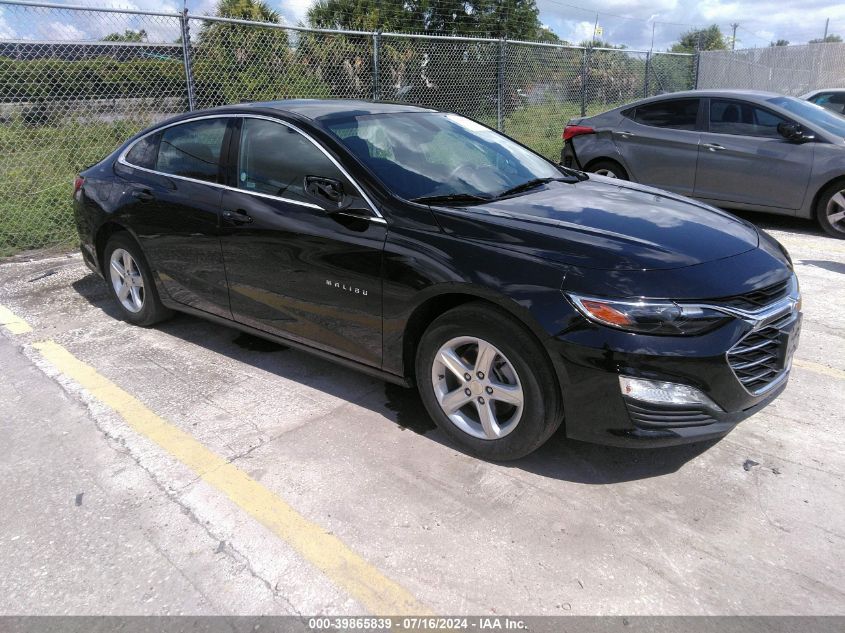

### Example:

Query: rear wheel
xmin=588 ymin=159 xmax=628 ymax=180
xmin=415 ymin=303 xmax=563 ymax=461
xmin=816 ymin=180 xmax=845 ymax=239
xmin=103 ymin=234 xmax=172 ymax=326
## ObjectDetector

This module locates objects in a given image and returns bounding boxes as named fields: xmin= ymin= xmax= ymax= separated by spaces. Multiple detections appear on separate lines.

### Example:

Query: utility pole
xmin=823 ymin=18 xmax=830 ymax=42
xmin=731 ymin=22 xmax=739 ymax=50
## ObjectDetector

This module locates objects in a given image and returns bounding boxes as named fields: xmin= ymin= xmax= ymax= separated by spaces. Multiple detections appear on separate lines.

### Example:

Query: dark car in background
xmin=562 ymin=90 xmax=845 ymax=238
xmin=74 ymin=100 xmax=801 ymax=460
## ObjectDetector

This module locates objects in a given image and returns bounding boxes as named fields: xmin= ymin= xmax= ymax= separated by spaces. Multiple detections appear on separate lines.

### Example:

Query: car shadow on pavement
xmin=72 ymin=272 xmax=717 ymax=485
xmin=799 ymin=259 xmax=845 ymax=274
xmin=729 ymin=210 xmax=823 ymax=237
xmin=507 ymin=432 xmax=719 ymax=484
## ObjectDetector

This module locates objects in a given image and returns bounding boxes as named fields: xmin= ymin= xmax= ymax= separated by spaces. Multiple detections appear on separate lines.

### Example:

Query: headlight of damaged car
xmin=567 ymin=293 xmax=730 ymax=336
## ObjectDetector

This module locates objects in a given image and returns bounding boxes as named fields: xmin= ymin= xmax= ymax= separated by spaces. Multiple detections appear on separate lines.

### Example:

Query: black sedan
xmin=73 ymin=100 xmax=801 ymax=460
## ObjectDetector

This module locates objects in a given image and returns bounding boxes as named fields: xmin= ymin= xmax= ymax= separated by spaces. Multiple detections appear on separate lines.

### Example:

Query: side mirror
xmin=305 ymin=176 xmax=345 ymax=206
xmin=777 ymin=122 xmax=815 ymax=143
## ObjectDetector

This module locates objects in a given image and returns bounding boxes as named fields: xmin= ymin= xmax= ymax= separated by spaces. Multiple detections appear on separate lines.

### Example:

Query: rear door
xmin=613 ymin=98 xmax=702 ymax=196
xmin=219 ymin=116 xmax=387 ymax=367
xmin=694 ymin=98 xmax=814 ymax=210
xmin=116 ymin=117 xmax=231 ymax=319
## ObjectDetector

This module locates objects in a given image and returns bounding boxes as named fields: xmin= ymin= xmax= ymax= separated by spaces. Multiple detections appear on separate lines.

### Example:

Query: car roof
xmin=239 ymin=99 xmax=436 ymax=120
xmin=639 ymin=89 xmax=785 ymax=103
xmin=801 ymin=88 xmax=845 ymax=97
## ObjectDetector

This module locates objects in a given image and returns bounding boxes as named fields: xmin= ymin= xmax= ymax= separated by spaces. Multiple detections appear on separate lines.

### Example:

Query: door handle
xmin=704 ymin=143 xmax=726 ymax=152
xmin=619 ymin=131 xmax=636 ymax=138
xmin=222 ymin=208 xmax=253 ymax=225
xmin=132 ymin=188 xmax=154 ymax=202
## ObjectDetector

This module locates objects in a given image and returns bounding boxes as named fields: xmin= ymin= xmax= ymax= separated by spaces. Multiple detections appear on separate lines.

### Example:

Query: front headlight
xmin=567 ymin=293 xmax=730 ymax=336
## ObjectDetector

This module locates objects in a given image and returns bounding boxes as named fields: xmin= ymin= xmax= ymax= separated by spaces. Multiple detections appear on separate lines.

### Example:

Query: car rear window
xmin=633 ymin=99 xmax=699 ymax=130
xmin=155 ymin=118 xmax=227 ymax=184
xmin=124 ymin=133 xmax=160 ymax=170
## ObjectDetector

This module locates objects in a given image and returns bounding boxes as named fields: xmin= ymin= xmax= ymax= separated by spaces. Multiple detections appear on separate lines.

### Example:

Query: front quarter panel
xmin=381 ymin=215 xmax=576 ymax=378
xmin=802 ymin=141 xmax=845 ymax=218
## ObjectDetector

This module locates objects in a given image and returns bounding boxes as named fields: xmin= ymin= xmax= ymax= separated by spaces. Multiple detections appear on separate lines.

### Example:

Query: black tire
xmin=587 ymin=159 xmax=628 ymax=180
xmin=815 ymin=180 xmax=845 ymax=239
xmin=415 ymin=302 xmax=563 ymax=461
xmin=103 ymin=233 xmax=172 ymax=326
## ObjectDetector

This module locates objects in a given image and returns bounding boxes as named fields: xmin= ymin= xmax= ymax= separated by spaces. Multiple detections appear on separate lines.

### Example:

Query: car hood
xmin=431 ymin=177 xmax=759 ymax=271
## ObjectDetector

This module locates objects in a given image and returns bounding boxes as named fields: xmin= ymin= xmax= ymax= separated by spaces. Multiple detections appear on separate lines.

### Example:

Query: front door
xmin=694 ymin=98 xmax=814 ymax=210
xmin=219 ymin=117 xmax=387 ymax=367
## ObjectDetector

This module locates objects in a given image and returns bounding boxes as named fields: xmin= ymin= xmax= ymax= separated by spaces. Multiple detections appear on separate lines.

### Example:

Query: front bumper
xmin=551 ymin=305 xmax=801 ymax=448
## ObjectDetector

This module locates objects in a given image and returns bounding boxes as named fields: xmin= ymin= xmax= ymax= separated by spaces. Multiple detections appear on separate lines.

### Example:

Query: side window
xmin=124 ymin=133 xmax=160 ymax=169
xmin=633 ymin=99 xmax=699 ymax=130
xmin=237 ymin=118 xmax=350 ymax=204
xmin=156 ymin=118 xmax=227 ymax=183
xmin=709 ymin=100 xmax=787 ymax=138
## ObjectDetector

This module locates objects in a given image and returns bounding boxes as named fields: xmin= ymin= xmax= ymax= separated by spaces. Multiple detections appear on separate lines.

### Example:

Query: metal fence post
xmin=693 ymin=51 xmax=701 ymax=89
xmin=580 ymin=47 xmax=589 ymax=117
xmin=180 ymin=5 xmax=196 ymax=111
xmin=497 ymin=38 xmax=506 ymax=132
xmin=643 ymin=51 xmax=651 ymax=97
xmin=372 ymin=30 xmax=381 ymax=101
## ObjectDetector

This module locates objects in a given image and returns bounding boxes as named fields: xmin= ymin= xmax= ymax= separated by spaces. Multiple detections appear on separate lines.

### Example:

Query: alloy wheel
xmin=594 ymin=168 xmax=618 ymax=178
xmin=109 ymin=248 xmax=145 ymax=313
xmin=826 ymin=189 xmax=845 ymax=234
xmin=431 ymin=336 xmax=524 ymax=440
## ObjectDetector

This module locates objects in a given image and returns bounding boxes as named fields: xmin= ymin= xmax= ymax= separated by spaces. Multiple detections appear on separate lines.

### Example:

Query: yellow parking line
xmin=793 ymin=358 xmax=845 ymax=381
xmin=33 ymin=340 xmax=430 ymax=616
xmin=0 ymin=304 xmax=32 ymax=335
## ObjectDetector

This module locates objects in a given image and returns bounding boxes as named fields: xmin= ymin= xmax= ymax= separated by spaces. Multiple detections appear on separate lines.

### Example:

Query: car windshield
xmin=324 ymin=112 xmax=564 ymax=202
xmin=767 ymin=96 xmax=845 ymax=138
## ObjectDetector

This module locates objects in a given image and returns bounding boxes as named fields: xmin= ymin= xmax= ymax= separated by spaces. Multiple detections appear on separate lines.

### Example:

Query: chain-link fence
xmin=0 ymin=0 xmax=695 ymax=255
xmin=698 ymin=42 xmax=845 ymax=95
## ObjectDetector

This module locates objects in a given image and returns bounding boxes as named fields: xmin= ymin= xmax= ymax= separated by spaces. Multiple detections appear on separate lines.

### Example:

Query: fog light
xmin=619 ymin=376 xmax=722 ymax=410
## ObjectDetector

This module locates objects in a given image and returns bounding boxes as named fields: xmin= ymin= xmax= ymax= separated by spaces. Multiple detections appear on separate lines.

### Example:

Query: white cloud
xmin=0 ymin=16 xmax=16 ymax=39
xmin=569 ymin=20 xmax=600 ymax=43
xmin=277 ymin=0 xmax=313 ymax=26
xmin=39 ymin=20 xmax=87 ymax=41
xmin=538 ymin=0 xmax=845 ymax=49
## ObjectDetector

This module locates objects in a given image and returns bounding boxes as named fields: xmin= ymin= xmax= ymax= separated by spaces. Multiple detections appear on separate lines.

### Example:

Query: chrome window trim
xmin=117 ymin=113 xmax=386 ymax=223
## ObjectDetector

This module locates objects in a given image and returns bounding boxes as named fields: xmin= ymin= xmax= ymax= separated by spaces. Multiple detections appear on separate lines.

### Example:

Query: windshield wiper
xmin=495 ymin=177 xmax=570 ymax=198
xmin=410 ymin=192 xmax=492 ymax=206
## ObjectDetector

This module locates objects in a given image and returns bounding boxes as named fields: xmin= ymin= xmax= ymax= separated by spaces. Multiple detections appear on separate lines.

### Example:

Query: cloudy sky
xmin=2 ymin=0 xmax=844 ymax=50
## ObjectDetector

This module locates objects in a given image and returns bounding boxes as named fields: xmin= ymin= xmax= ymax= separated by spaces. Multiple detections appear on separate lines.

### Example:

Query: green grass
xmin=0 ymin=101 xmax=622 ymax=258
xmin=0 ymin=119 xmax=149 ymax=257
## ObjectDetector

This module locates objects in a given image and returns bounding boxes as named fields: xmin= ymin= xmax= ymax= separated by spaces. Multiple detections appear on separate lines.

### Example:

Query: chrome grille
xmin=719 ymin=280 xmax=790 ymax=311
xmin=727 ymin=313 xmax=794 ymax=394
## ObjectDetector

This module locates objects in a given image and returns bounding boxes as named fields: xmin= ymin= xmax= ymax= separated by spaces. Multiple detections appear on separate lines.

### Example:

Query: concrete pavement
xmin=0 ymin=214 xmax=843 ymax=615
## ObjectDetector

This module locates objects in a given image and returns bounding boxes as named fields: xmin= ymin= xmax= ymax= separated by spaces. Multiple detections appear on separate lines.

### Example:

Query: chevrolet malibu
xmin=73 ymin=100 xmax=801 ymax=461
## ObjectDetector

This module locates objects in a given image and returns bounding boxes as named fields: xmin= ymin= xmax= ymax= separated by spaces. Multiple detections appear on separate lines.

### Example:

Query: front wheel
xmin=816 ymin=180 xmax=845 ymax=239
xmin=415 ymin=303 xmax=563 ymax=461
